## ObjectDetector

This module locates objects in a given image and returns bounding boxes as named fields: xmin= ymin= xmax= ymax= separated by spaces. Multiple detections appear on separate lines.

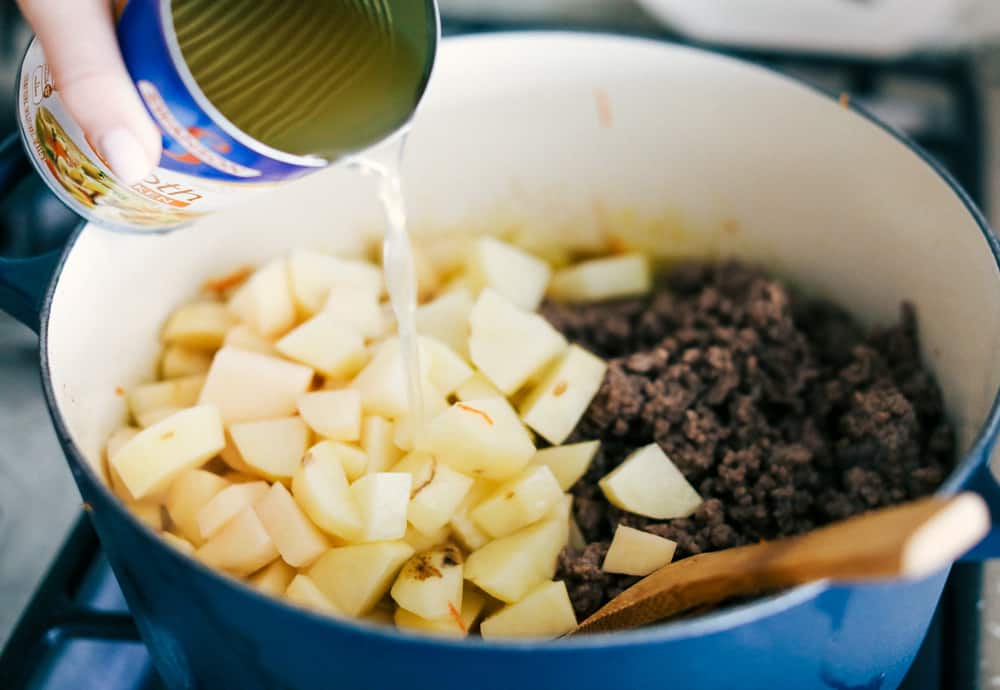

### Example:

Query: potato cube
xmin=285 ymin=574 xmax=342 ymax=615
xmin=391 ymin=390 xmax=449 ymax=451
xmin=323 ymin=285 xmax=386 ymax=339
xmin=248 ymin=559 xmax=296 ymax=596
xmin=317 ymin=441 xmax=368 ymax=481
xmin=479 ymin=580 xmax=576 ymax=639
xmin=288 ymin=250 xmax=382 ymax=317
xmin=598 ymin=443 xmax=702 ymax=519
xmin=106 ymin=427 xmax=140 ymax=499
xmin=455 ymin=373 xmax=504 ymax=402
xmin=197 ymin=481 xmax=270 ymax=540
xmin=199 ymin=347 xmax=313 ymax=423
xmin=160 ymin=531 xmax=195 ymax=556
xmin=415 ymin=287 xmax=474 ymax=358
xmin=392 ymin=452 xmax=474 ymax=535
xmin=276 ymin=313 xmax=367 ymax=378
xmin=403 ymin=524 xmax=451 ymax=552
xmin=520 ymin=346 xmax=606 ymax=445
xmin=603 ymin=525 xmax=677 ymax=576
xmin=223 ymin=324 xmax=278 ymax=356
xmin=196 ymin=506 xmax=279 ymax=576
xmin=464 ymin=518 xmax=566 ymax=602
xmin=351 ymin=473 xmax=411 ymax=542
xmin=165 ymin=469 xmax=231 ymax=545
xmin=569 ymin=516 xmax=587 ymax=551
xmin=394 ymin=586 xmax=487 ymax=637
xmin=296 ymin=390 xmax=362 ymax=441
xmin=548 ymin=253 xmax=651 ymax=302
xmin=160 ymin=345 xmax=213 ymax=379
xmin=391 ymin=545 xmax=464 ymax=619
xmin=468 ymin=289 xmax=567 ymax=395
xmin=467 ymin=236 xmax=551 ymax=311
xmin=532 ymin=441 xmax=599 ymax=491
xmin=127 ymin=375 xmax=205 ymax=420
xmin=135 ymin=407 xmax=184 ymax=429
xmin=162 ymin=301 xmax=234 ymax=349
xmin=448 ymin=479 xmax=495 ymax=552
xmin=111 ymin=406 xmax=225 ymax=500
xmin=291 ymin=444 xmax=363 ymax=541
xmin=418 ymin=398 xmax=535 ymax=482
xmin=254 ymin=482 xmax=329 ymax=567
xmin=229 ymin=417 xmax=310 ymax=481
xmin=129 ymin=501 xmax=164 ymax=531
xmin=471 ymin=465 xmax=563 ymax=538
xmin=308 ymin=541 xmax=414 ymax=616
xmin=362 ymin=415 xmax=403 ymax=474
xmin=218 ymin=432 xmax=254 ymax=473
xmin=227 ymin=258 xmax=296 ymax=337
xmin=351 ymin=339 xmax=431 ymax=418
xmin=421 ymin=337 xmax=473 ymax=394
xmin=362 ymin=606 xmax=396 ymax=627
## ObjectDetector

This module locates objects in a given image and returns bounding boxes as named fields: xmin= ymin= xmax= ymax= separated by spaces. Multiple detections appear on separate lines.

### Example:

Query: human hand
xmin=18 ymin=0 xmax=161 ymax=183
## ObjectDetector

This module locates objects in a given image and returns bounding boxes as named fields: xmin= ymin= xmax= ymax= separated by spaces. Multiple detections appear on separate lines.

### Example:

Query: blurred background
xmin=3 ymin=1 xmax=1000 ymax=688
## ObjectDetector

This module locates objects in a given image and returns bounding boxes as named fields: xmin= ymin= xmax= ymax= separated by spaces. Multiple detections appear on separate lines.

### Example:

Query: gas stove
xmin=0 ymin=16 xmax=991 ymax=690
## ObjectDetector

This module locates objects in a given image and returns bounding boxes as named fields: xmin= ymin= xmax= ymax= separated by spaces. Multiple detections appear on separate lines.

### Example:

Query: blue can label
xmin=18 ymin=0 xmax=325 ymax=231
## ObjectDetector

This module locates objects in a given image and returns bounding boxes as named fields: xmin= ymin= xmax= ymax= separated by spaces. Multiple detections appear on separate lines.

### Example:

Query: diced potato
xmin=464 ymin=518 xmax=565 ymax=603
xmin=316 ymin=441 xmax=368 ymax=482
xmin=362 ymin=416 xmax=403 ymax=473
xmin=248 ymin=559 xmax=296 ymax=596
xmin=218 ymin=432 xmax=254 ymax=473
xmin=199 ymin=347 xmax=313 ymax=423
xmin=455 ymin=373 xmax=504 ymax=402
xmin=391 ymin=390 xmax=449 ymax=451
xmin=162 ymin=301 xmax=234 ymax=349
xmin=287 ymin=249 xmax=382 ymax=317
xmin=285 ymin=574 xmax=342 ymax=615
xmin=127 ymin=375 xmax=205 ymax=420
xmin=392 ymin=452 xmax=474 ymax=535
xmin=291 ymin=444 xmax=363 ymax=541
xmin=106 ymin=426 xmax=140 ymax=462
xmin=323 ymin=285 xmax=386 ymax=339
xmin=135 ymin=406 xmax=184 ymax=429
xmin=160 ymin=531 xmax=195 ymax=556
xmin=160 ymin=345 xmax=213 ymax=379
xmin=110 ymin=406 xmax=225 ymax=500
xmin=548 ymin=253 xmax=651 ymax=302
xmin=165 ymin=468 xmax=231 ymax=545
xmin=351 ymin=339 xmax=432 ymax=418
xmin=468 ymin=289 xmax=567 ymax=395
xmin=598 ymin=444 xmax=702 ymax=519
xmin=394 ymin=587 xmax=487 ymax=637
xmin=129 ymin=501 xmax=163 ymax=530
xmin=227 ymin=258 xmax=296 ymax=337
xmin=569 ymin=516 xmax=587 ymax=551
xmin=532 ymin=441 xmax=599 ymax=491
xmin=254 ymin=482 xmax=330 ymax=567
xmin=421 ymin=337 xmax=473 ymax=394
xmin=308 ymin=541 xmax=414 ymax=616
xmin=276 ymin=313 xmax=367 ymax=378
xmin=403 ymin=524 xmax=451 ymax=552
xmin=415 ymin=287 xmax=474 ymax=358
xmin=391 ymin=545 xmax=464 ymax=619
xmin=196 ymin=506 xmax=279 ymax=576
xmin=362 ymin=605 xmax=396 ymax=627
xmin=223 ymin=324 xmax=278 ymax=356
xmin=351 ymin=473 xmax=411 ymax=542
xmin=479 ymin=580 xmax=576 ymax=639
xmin=419 ymin=398 xmax=535 ymax=482
xmin=449 ymin=479 xmax=496 ymax=552
xmin=197 ymin=481 xmax=270 ymax=540
xmin=603 ymin=525 xmax=677 ymax=576
xmin=520 ymin=346 xmax=607 ymax=445
xmin=297 ymin=390 xmax=363 ymax=441
xmin=467 ymin=236 xmax=551 ymax=311
xmin=471 ymin=465 xmax=563 ymax=538
xmin=229 ymin=417 xmax=310 ymax=480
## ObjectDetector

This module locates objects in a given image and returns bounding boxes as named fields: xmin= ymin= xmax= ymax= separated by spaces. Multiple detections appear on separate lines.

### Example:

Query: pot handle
xmin=0 ymin=133 xmax=65 ymax=333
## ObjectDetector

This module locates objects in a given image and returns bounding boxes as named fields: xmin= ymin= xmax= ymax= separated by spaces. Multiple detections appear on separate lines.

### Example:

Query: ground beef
xmin=545 ymin=261 xmax=954 ymax=620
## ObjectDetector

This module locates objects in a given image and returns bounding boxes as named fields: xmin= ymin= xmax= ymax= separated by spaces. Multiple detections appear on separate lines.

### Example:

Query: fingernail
xmin=98 ymin=128 xmax=153 ymax=185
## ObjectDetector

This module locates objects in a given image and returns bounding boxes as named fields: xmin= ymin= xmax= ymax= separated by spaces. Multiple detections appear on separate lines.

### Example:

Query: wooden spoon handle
xmin=572 ymin=493 xmax=988 ymax=635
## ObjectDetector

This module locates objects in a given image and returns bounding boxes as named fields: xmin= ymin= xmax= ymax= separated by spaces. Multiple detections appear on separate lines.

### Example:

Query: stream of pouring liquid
xmin=355 ymin=133 xmax=425 ymax=430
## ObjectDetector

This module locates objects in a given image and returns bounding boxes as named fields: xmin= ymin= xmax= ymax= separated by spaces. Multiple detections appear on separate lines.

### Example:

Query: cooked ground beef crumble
xmin=542 ymin=261 xmax=955 ymax=620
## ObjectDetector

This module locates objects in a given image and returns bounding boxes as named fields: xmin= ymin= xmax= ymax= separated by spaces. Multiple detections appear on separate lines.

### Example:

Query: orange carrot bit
xmin=838 ymin=92 xmax=851 ymax=109
xmin=448 ymin=602 xmax=467 ymax=634
xmin=202 ymin=265 xmax=253 ymax=294
xmin=114 ymin=386 xmax=125 ymax=397
xmin=456 ymin=403 xmax=494 ymax=426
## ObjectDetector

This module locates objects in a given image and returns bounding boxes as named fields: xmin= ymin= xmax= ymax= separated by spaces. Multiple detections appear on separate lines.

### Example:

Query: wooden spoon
xmin=570 ymin=493 xmax=989 ymax=636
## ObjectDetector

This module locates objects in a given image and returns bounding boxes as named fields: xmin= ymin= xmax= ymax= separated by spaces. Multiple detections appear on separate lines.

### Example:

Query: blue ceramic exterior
xmin=3 ymin=44 xmax=1000 ymax=689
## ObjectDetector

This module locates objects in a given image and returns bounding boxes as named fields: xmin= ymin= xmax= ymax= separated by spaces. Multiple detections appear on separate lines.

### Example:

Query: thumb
xmin=18 ymin=0 xmax=161 ymax=184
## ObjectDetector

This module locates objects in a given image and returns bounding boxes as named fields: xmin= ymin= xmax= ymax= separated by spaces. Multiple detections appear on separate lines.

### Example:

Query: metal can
xmin=17 ymin=0 xmax=438 ymax=232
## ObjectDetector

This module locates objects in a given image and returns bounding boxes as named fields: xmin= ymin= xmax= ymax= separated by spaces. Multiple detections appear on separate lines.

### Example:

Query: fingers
xmin=18 ymin=0 xmax=161 ymax=183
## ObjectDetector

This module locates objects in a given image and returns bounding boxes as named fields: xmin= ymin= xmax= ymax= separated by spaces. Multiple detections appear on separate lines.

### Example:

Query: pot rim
xmin=36 ymin=31 xmax=1000 ymax=651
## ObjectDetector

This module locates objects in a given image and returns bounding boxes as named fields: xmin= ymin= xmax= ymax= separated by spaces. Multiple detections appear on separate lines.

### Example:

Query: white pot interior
xmin=43 ymin=33 xmax=1000 ymax=488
